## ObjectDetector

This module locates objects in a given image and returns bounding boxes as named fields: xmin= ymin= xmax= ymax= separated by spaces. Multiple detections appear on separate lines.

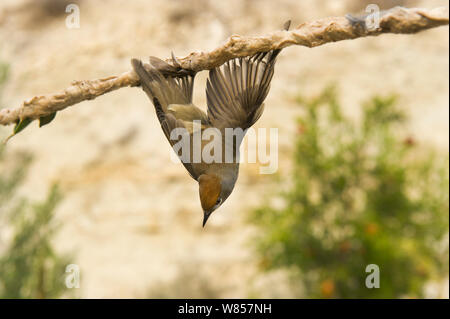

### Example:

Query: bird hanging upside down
xmin=131 ymin=21 xmax=290 ymax=227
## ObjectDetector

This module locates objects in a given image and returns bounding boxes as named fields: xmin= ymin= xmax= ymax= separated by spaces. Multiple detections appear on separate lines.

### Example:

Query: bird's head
xmin=198 ymin=173 xmax=233 ymax=227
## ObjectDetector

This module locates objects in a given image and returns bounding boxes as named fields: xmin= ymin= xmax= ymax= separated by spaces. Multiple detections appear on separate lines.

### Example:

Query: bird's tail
xmin=131 ymin=58 xmax=195 ymax=123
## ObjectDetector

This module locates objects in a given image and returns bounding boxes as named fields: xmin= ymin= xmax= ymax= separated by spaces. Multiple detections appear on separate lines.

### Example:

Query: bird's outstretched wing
xmin=205 ymin=21 xmax=290 ymax=130
xmin=205 ymin=50 xmax=281 ymax=130
xmin=131 ymin=57 xmax=206 ymax=179
xmin=132 ymin=57 xmax=194 ymax=112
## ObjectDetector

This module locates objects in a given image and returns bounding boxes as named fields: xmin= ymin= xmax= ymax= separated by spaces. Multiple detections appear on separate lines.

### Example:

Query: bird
xmin=131 ymin=21 xmax=290 ymax=227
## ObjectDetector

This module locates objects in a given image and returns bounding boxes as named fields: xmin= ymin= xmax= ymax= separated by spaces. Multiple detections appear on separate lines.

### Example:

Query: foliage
xmin=0 ymin=60 xmax=72 ymax=299
xmin=0 ymin=57 xmax=55 ymax=142
xmin=250 ymin=87 xmax=449 ymax=298
xmin=0 ymin=185 xmax=71 ymax=299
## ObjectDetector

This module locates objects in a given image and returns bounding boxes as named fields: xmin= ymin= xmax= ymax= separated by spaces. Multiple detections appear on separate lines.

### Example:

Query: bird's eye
xmin=216 ymin=197 xmax=222 ymax=205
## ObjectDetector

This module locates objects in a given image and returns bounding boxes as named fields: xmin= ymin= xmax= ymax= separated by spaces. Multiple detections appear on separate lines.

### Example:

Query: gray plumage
xmin=131 ymin=20 xmax=289 ymax=226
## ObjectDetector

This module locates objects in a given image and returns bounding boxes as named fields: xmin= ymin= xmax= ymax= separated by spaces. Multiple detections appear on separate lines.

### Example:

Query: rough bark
xmin=0 ymin=6 xmax=448 ymax=128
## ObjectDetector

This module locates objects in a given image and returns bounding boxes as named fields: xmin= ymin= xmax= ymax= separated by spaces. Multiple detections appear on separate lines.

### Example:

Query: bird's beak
xmin=202 ymin=211 xmax=211 ymax=228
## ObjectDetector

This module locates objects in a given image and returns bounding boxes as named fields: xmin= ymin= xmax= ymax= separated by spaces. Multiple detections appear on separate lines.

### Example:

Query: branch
xmin=0 ymin=6 xmax=448 ymax=132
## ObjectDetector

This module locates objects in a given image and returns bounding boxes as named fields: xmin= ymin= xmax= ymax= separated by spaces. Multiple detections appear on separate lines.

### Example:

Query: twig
xmin=0 ymin=6 xmax=448 ymax=129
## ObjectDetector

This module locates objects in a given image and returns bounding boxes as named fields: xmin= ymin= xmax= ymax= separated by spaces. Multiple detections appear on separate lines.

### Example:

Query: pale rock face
xmin=0 ymin=0 xmax=448 ymax=298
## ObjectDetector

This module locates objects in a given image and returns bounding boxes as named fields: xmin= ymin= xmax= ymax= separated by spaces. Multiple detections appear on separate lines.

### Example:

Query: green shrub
xmin=0 ymin=184 xmax=72 ymax=299
xmin=0 ymin=60 xmax=72 ymax=299
xmin=250 ymin=87 xmax=449 ymax=298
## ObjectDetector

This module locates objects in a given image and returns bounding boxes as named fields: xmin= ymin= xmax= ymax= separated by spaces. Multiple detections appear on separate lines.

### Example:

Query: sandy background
xmin=0 ymin=0 xmax=448 ymax=298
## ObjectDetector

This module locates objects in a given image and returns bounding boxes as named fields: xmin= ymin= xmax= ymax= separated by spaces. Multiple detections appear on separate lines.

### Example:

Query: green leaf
xmin=39 ymin=112 xmax=57 ymax=128
xmin=4 ymin=118 xmax=33 ymax=143
xmin=13 ymin=118 xmax=33 ymax=135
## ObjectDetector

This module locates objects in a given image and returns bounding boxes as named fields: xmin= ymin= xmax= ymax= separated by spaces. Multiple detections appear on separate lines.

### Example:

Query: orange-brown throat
xmin=198 ymin=174 xmax=221 ymax=212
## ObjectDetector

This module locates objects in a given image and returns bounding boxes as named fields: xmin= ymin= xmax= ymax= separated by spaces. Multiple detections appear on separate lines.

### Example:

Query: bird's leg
xmin=171 ymin=51 xmax=182 ymax=68
xmin=148 ymin=54 xmax=197 ymax=78
xmin=346 ymin=6 xmax=406 ymax=33
xmin=345 ymin=13 xmax=368 ymax=31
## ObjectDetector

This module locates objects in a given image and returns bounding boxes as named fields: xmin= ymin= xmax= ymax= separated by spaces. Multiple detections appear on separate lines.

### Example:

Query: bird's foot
xmin=149 ymin=53 xmax=196 ymax=78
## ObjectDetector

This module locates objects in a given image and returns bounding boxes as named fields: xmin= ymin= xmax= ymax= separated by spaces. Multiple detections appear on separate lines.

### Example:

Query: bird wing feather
xmin=131 ymin=58 xmax=205 ymax=179
xmin=205 ymin=50 xmax=280 ymax=130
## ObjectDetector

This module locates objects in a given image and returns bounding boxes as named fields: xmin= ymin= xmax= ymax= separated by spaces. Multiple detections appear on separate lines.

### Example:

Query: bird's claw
xmin=345 ymin=13 xmax=367 ymax=31
xmin=171 ymin=51 xmax=182 ymax=68
xmin=148 ymin=54 xmax=196 ymax=78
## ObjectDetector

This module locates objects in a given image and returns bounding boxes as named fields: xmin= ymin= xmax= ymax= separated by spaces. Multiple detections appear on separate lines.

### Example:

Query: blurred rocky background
xmin=0 ymin=0 xmax=448 ymax=298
